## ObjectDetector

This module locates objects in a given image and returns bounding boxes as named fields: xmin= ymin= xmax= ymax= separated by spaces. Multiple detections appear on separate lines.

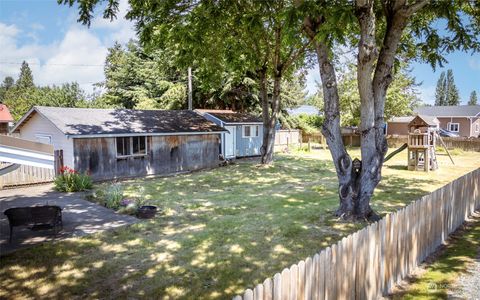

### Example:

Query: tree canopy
xmin=59 ymin=0 xmax=480 ymax=220
xmin=1 ymin=62 xmax=94 ymax=120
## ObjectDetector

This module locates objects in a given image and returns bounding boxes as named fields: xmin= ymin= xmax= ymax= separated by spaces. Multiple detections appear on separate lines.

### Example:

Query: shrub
xmin=104 ymin=184 xmax=123 ymax=209
xmin=54 ymin=166 xmax=92 ymax=192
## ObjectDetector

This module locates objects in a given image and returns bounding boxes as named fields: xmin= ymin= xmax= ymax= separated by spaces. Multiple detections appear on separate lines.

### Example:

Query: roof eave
xmin=67 ymin=130 xmax=227 ymax=139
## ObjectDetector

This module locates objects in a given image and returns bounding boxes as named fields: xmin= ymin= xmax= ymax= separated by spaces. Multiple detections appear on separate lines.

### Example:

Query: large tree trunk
xmin=302 ymin=1 xmax=428 ymax=221
xmin=260 ymin=26 xmax=283 ymax=165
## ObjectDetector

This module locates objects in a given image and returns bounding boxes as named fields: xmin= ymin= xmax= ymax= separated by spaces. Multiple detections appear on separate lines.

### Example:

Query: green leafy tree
xmin=101 ymin=41 xmax=186 ymax=110
xmin=0 ymin=76 xmax=15 ymax=103
xmin=469 ymin=91 xmax=478 ymax=105
xmin=335 ymin=64 xmax=420 ymax=127
xmin=60 ymin=0 xmax=480 ymax=220
xmin=435 ymin=71 xmax=447 ymax=105
xmin=2 ymin=62 xmax=92 ymax=120
xmin=446 ymin=69 xmax=460 ymax=105
xmin=60 ymin=0 xmax=310 ymax=164
xmin=303 ymin=0 xmax=480 ymax=220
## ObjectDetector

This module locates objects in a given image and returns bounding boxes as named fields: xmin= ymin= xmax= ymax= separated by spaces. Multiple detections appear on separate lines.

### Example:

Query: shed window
xmin=116 ymin=136 xmax=147 ymax=157
xmin=448 ymin=123 xmax=459 ymax=132
xmin=243 ymin=125 xmax=259 ymax=138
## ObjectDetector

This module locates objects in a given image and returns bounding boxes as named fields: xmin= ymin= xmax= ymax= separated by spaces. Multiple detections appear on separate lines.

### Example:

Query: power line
xmin=0 ymin=61 xmax=104 ymax=67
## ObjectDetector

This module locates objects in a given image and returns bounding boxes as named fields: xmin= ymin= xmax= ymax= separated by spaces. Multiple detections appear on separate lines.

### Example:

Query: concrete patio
xmin=0 ymin=184 xmax=137 ymax=255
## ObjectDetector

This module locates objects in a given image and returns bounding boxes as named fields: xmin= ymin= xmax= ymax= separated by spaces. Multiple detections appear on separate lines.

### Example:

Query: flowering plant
xmin=54 ymin=165 xmax=92 ymax=192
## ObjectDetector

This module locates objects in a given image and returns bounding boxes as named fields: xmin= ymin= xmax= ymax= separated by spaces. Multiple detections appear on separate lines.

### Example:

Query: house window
xmin=116 ymin=136 xmax=147 ymax=157
xmin=448 ymin=123 xmax=459 ymax=132
xmin=476 ymin=124 xmax=479 ymax=132
xmin=243 ymin=125 xmax=259 ymax=138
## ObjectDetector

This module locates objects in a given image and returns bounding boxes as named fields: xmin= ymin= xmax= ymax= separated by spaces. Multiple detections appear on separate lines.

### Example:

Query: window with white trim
xmin=116 ymin=136 xmax=147 ymax=157
xmin=448 ymin=123 xmax=459 ymax=132
xmin=243 ymin=125 xmax=259 ymax=138
xmin=476 ymin=123 xmax=479 ymax=132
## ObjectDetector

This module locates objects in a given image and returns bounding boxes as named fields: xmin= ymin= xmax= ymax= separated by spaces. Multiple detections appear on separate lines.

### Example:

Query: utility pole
xmin=188 ymin=67 xmax=192 ymax=110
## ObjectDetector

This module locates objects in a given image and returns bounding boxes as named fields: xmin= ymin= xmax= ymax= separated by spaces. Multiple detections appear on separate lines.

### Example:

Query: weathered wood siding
xmin=73 ymin=134 xmax=220 ymax=180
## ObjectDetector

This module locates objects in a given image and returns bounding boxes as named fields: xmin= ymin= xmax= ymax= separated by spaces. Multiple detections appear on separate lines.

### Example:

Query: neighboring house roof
xmin=389 ymin=116 xmax=414 ymax=123
xmin=196 ymin=109 xmax=262 ymax=124
xmin=0 ymin=104 xmax=14 ymax=122
xmin=12 ymin=106 xmax=227 ymax=137
xmin=287 ymin=105 xmax=322 ymax=116
xmin=414 ymin=105 xmax=480 ymax=117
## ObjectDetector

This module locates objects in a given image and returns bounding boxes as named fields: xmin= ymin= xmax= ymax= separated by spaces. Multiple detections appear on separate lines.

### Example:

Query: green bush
xmin=54 ymin=166 xmax=92 ymax=192
xmin=105 ymin=184 xmax=124 ymax=209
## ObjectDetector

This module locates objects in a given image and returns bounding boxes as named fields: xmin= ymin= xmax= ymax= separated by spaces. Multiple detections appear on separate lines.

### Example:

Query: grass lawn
xmin=391 ymin=214 xmax=480 ymax=300
xmin=1 ymin=148 xmax=479 ymax=299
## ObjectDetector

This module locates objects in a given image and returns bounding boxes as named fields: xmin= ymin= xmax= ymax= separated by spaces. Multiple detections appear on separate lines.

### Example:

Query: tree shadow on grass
xmin=0 ymin=154 xmax=465 ymax=299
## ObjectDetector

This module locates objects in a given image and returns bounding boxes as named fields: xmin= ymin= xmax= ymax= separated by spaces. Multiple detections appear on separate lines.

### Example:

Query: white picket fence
xmin=234 ymin=168 xmax=480 ymax=300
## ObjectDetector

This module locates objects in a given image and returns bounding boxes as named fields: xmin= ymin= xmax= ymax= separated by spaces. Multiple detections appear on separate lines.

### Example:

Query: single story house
xmin=387 ymin=105 xmax=480 ymax=137
xmin=414 ymin=105 xmax=480 ymax=137
xmin=195 ymin=109 xmax=263 ymax=159
xmin=287 ymin=105 xmax=322 ymax=117
xmin=0 ymin=104 xmax=14 ymax=135
xmin=11 ymin=106 xmax=226 ymax=180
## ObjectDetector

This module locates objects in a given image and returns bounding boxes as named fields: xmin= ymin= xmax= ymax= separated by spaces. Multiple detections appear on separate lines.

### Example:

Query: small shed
xmin=11 ymin=106 xmax=226 ymax=180
xmin=196 ymin=109 xmax=263 ymax=158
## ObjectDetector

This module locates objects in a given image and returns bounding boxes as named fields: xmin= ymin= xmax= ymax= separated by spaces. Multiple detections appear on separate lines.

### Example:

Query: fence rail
xmin=0 ymin=162 xmax=55 ymax=188
xmin=234 ymin=168 xmax=480 ymax=300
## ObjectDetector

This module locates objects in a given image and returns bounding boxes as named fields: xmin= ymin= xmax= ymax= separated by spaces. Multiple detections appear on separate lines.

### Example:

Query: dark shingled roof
xmin=414 ymin=105 xmax=480 ymax=117
xmin=16 ymin=106 xmax=227 ymax=136
xmin=196 ymin=110 xmax=262 ymax=123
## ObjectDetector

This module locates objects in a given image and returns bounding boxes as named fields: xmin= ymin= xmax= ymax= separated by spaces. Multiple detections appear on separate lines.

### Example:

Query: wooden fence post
xmin=54 ymin=149 xmax=64 ymax=175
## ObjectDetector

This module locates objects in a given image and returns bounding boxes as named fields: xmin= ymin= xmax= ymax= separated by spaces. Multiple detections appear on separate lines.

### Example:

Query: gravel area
xmin=449 ymin=248 xmax=480 ymax=300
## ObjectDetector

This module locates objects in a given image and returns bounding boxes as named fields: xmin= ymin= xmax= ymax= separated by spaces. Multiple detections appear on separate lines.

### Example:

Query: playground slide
xmin=384 ymin=143 xmax=408 ymax=163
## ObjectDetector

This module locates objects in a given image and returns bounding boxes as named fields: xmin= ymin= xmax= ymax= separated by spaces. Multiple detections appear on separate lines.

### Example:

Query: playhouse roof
xmin=408 ymin=115 xmax=439 ymax=127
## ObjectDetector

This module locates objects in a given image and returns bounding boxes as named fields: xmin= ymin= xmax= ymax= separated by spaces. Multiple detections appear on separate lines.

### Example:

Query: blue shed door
xmin=224 ymin=126 xmax=236 ymax=158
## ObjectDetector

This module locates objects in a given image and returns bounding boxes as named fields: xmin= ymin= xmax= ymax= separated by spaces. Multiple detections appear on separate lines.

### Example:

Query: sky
xmin=1 ymin=0 xmax=479 ymax=105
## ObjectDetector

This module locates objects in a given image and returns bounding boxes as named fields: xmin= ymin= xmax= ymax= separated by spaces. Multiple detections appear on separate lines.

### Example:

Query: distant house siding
xmin=18 ymin=112 xmax=74 ymax=167
xmin=235 ymin=125 xmax=263 ymax=157
xmin=387 ymin=122 xmax=409 ymax=135
xmin=73 ymin=134 xmax=220 ymax=180
xmin=437 ymin=117 xmax=472 ymax=137
xmin=470 ymin=118 xmax=480 ymax=137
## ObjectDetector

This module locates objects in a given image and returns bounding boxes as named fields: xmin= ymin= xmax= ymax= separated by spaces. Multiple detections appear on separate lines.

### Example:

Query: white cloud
xmin=0 ymin=0 xmax=136 ymax=93
xmin=468 ymin=58 xmax=480 ymax=71
xmin=417 ymin=85 xmax=436 ymax=105
xmin=91 ymin=0 xmax=136 ymax=44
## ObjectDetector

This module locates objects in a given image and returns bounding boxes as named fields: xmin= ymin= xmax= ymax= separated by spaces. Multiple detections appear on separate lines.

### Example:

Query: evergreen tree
xmin=445 ymin=69 xmax=460 ymax=105
xmin=16 ymin=61 xmax=35 ymax=90
xmin=434 ymin=71 xmax=447 ymax=106
xmin=0 ymin=76 xmax=15 ymax=103
xmin=468 ymin=91 xmax=478 ymax=105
